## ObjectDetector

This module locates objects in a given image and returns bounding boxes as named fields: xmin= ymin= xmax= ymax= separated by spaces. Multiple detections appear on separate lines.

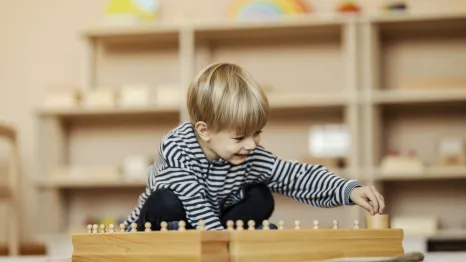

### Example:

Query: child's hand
xmin=350 ymin=186 xmax=385 ymax=215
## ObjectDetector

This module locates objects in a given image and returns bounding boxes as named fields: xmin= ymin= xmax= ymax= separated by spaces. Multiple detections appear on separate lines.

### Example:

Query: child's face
xmin=209 ymin=129 xmax=262 ymax=165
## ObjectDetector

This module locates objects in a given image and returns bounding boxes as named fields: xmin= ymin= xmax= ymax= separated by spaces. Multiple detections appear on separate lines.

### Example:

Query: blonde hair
xmin=187 ymin=62 xmax=269 ymax=135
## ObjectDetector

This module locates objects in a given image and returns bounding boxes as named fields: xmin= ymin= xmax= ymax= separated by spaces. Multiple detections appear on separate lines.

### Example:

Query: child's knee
xmin=246 ymin=183 xmax=274 ymax=210
xmin=147 ymin=188 xmax=184 ymax=212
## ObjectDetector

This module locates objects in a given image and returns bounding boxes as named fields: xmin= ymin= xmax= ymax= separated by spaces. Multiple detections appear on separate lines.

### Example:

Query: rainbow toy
xmin=229 ymin=0 xmax=311 ymax=21
xmin=106 ymin=0 xmax=159 ymax=21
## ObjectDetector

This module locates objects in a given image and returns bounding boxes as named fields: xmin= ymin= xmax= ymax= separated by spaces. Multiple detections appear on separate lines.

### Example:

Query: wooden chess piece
xmin=179 ymin=220 xmax=186 ymax=231
xmin=262 ymin=220 xmax=270 ymax=230
xmin=247 ymin=220 xmax=255 ymax=230
xmin=99 ymin=224 xmax=106 ymax=233
xmin=226 ymin=220 xmax=234 ymax=231
xmin=144 ymin=222 xmax=152 ymax=232
xmin=278 ymin=220 xmax=284 ymax=230
xmin=92 ymin=224 xmax=98 ymax=233
xmin=160 ymin=221 xmax=168 ymax=231
xmin=198 ymin=220 xmax=205 ymax=230
xmin=236 ymin=220 xmax=244 ymax=230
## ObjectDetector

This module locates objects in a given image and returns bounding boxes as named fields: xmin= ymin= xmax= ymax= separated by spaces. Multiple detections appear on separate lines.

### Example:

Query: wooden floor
xmin=0 ymin=242 xmax=46 ymax=256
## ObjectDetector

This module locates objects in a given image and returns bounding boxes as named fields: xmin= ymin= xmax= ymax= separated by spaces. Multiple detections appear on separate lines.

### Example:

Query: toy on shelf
xmin=42 ymin=89 xmax=80 ymax=109
xmin=71 ymin=214 xmax=426 ymax=262
xmin=336 ymin=1 xmax=361 ymax=13
xmin=81 ymin=88 xmax=116 ymax=108
xmin=391 ymin=216 xmax=438 ymax=236
xmin=307 ymin=124 xmax=349 ymax=169
xmin=436 ymin=137 xmax=465 ymax=167
xmin=228 ymin=0 xmax=311 ymax=21
xmin=118 ymin=84 xmax=151 ymax=107
xmin=122 ymin=154 xmax=152 ymax=181
xmin=381 ymin=1 xmax=408 ymax=12
xmin=104 ymin=0 xmax=160 ymax=25
xmin=380 ymin=150 xmax=424 ymax=175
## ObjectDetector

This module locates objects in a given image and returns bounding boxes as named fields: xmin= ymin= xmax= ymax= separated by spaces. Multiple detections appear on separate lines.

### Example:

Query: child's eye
xmin=234 ymin=137 xmax=244 ymax=141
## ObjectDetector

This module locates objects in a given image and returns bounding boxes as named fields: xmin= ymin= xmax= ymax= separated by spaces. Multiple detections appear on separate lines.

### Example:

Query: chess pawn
xmin=198 ymin=220 xmax=205 ymax=230
xmin=313 ymin=220 xmax=319 ymax=229
xmin=247 ymin=220 xmax=255 ymax=230
xmin=333 ymin=220 xmax=339 ymax=229
xmin=145 ymin=222 xmax=152 ymax=232
xmin=294 ymin=220 xmax=300 ymax=230
xmin=227 ymin=220 xmax=235 ymax=231
xmin=92 ymin=224 xmax=98 ymax=233
xmin=87 ymin=224 xmax=92 ymax=233
xmin=119 ymin=223 xmax=126 ymax=232
xmin=108 ymin=224 xmax=115 ymax=233
xmin=236 ymin=220 xmax=244 ymax=230
xmin=354 ymin=220 xmax=360 ymax=229
xmin=99 ymin=224 xmax=106 ymax=233
xmin=262 ymin=220 xmax=270 ymax=230
xmin=130 ymin=223 xmax=137 ymax=232
xmin=278 ymin=220 xmax=284 ymax=230
xmin=160 ymin=221 xmax=168 ymax=231
xmin=179 ymin=220 xmax=186 ymax=231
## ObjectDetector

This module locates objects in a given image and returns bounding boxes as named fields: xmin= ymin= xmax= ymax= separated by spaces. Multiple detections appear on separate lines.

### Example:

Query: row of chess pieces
xmin=87 ymin=219 xmax=361 ymax=233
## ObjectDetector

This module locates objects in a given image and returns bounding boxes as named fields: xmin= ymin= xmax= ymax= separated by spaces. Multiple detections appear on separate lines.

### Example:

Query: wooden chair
xmin=0 ymin=122 xmax=20 ymax=256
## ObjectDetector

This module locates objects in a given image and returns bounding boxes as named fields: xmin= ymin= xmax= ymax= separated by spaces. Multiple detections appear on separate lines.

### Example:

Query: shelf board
xmin=371 ymin=88 xmax=466 ymax=105
xmin=367 ymin=12 xmax=466 ymax=36
xmin=81 ymin=23 xmax=181 ymax=43
xmin=268 ymin=92 xmax=348 ymax=109
xmin=369 ymin=12 xmax=466 ymax=23
xmin=374 ymin=166 xmax=466 ymax=181
xmin=38 ymin=105 xmax=180 ymax=118
xmin=36 ymin=177 xmax=146 ymax=189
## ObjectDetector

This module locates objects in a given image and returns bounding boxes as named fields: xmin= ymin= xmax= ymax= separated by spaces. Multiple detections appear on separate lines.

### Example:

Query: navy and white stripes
xmin=124 ymin=121 xmax=360 ymax=230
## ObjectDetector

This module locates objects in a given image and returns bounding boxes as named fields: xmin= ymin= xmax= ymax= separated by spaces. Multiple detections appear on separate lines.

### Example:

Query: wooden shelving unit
xmin=35 ymin=12 xmax=466 ymax=238
xmin=360 ymin=12 xmax=466 ymax=233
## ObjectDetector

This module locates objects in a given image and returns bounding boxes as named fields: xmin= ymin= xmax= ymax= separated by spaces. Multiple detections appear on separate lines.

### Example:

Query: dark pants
xmin=135 ymin=183 xmax=275 ymax=231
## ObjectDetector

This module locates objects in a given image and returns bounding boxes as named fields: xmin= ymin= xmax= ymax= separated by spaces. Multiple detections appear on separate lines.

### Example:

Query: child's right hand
xmin=349 ymin=186 xmax=385 ymax=215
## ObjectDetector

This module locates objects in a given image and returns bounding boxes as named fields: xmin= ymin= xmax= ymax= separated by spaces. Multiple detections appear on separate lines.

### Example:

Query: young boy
xmin=124 ymin=62 xmax=385 ymax=231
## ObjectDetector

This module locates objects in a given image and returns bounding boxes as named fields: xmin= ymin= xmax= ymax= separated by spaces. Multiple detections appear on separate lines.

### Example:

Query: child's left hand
xmin=350 ymin=186 xmax=385 ymax=215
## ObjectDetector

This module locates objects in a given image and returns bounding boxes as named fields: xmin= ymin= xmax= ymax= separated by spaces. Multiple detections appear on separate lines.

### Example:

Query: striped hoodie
xmin=124 ymin=121 xmax=361 ymax=230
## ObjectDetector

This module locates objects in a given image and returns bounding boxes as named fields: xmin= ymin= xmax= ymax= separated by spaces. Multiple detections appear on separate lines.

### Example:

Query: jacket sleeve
xmin=256 ymin=148 xmax=361 ymax=207
xmin=152 ymin=139 xmax=224 ymax=230
xmin=123 ymin=166 xmax=153 ymax=226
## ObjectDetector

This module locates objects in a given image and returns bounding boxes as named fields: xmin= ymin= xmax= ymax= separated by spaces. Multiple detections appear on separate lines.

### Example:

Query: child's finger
xmin=358 ymin=198 xmax=374 ymax=215
xmin=376 ymin=192 xmax=385 ymax=213
xmin=365 ymin=188 xmax=379 ymax=214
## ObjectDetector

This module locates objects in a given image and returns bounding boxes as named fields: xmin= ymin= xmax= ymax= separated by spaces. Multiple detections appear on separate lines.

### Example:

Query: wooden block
xmin=81 ymin=89 xmax=116 ymax=108
xmin=119 ymin=84 xmax=151 ymax=107
xmin=72 ymin=229 xmax=230 ymax=262
xmin=228 ymin=228 xmax=403 ymax=262
xmin=366 ymin=214 xmax=390 ymax=229
xmin=43 ymin=90 xmax=80 ymax=109
xmin=380 ymin=153 xmax=424 ymax=175
xmin=71 ymin=218 xmax=404 ymax=262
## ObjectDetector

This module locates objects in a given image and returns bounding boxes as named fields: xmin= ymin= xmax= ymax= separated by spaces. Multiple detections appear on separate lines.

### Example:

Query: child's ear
xmin=194 ymin=121 xmax=211 ymax=141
